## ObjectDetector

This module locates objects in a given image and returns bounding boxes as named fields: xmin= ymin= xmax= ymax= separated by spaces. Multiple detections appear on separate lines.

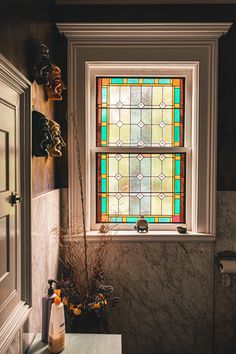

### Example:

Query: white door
xmin=0 ymin=76 xmax=21 ymax=327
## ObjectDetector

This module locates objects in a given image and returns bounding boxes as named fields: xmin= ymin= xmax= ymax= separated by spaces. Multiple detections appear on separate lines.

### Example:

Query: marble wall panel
xmin=86 ymin=242 xmax=214 ymax=354
xmin=27 ymin=189 xmax=61 ymax=334
xmin=215 ymin=191 xmax=236 ymax=354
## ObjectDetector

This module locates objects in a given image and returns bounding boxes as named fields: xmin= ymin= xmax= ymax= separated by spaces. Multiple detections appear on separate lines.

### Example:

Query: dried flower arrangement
xmin=55 ymin=113 xmax=119 ymax=332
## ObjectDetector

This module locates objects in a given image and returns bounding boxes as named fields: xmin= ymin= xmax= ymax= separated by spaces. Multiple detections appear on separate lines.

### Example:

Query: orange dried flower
xmin=72 ymin=308 xmax=82 ymax=316
xmin=93 ymin=303 xmax=101 ymax=309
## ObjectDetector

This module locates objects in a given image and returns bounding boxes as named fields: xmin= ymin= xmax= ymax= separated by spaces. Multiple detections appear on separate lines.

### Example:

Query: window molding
xmin=57 ymin=22 xmax=232 ymax=238
xmin=86 ymin=62 xmax=196 ymax=231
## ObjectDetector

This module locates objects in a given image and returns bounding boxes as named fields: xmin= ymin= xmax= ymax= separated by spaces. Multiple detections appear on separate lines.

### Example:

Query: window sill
xmin=85 ymin=230 xmax=215 ymax=242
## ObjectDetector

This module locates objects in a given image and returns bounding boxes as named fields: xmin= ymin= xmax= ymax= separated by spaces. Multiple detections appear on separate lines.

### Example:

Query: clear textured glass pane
xmin=97 ymin=153 xmax=185 ymax=223
xmin=97 ymin=77 xmax=185 ymax=147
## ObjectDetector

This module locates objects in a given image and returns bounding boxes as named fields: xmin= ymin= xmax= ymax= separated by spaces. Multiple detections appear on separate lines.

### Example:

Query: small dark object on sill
xmin=134 ymin=216 xmax=149 ymax=233
xmin=177 ymin=225 xmax=187 ymax=234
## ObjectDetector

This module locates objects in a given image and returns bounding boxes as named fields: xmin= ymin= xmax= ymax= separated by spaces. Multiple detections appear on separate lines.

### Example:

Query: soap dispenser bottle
xmin=42 ymin=279 xmax=57 ymax=343
xmin=48 ymin=296 xmax=66 ymax=353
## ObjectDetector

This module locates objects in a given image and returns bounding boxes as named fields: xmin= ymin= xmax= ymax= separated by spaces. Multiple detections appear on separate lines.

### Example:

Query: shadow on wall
xmin=218 ymin=22 xmax=236 ymax=191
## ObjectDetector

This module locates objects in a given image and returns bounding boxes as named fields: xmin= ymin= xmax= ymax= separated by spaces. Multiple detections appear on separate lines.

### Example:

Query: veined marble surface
xmin=27 ymin=189 xmax=61 ymax=334
xmin=86 ymin=192 xmax=236 ymax=354
xmin=215 ymin=191 xmax=236 ymax=354
xmin=102 ymin=242 xmax=214 ymax=354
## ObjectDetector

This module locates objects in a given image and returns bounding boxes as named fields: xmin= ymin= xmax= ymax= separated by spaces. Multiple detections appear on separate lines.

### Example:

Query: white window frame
xmin=86 ymin=62 xmax=196 ymax=231
xmin=57 ymin=22 xmax=232 ymax=241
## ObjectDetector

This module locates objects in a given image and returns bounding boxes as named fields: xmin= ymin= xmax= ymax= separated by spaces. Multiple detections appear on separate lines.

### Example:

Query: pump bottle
xmin=42 ymin=279 xmax=57 ymax=343
xmin=48 ymin=296 xmax=66 ymax=353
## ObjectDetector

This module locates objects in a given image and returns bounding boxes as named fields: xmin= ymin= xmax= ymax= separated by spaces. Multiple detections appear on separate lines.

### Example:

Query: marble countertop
xmin=27 ymin=333 xmax=122 ymax=354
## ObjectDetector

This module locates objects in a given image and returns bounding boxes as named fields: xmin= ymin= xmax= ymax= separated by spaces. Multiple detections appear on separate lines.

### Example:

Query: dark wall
xmin=55 ymin=4 xmax=236 ymax=23
xmin=0 ymin=0 xmax=67 ymax=196
xmin=1 ymin=2 xmax=236 ymax=193
xmin=55 ymin=4 xmax=236 ymax=191
xmin=218 ymin=25 xmax=236 ymax=190
xmin=0 ymin=0 xmax=56 ymax=80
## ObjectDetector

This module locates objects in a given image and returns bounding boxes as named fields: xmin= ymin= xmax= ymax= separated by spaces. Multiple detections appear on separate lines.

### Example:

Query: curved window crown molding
xmin=57 ymin=22 xmax=232 ymax=239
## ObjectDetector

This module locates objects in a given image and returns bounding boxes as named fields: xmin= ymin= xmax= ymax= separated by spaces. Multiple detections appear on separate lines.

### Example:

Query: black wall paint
xmin=0 ymin=0 xmax=68 ymax=193
xmin=1 ymin=2 xmax=236 ymax=190
xmin=55 ymin=4 xmax=236 ymax=23
xmin=0 ymin=0 xmax=56 ymax=79
xmin=218 ymin=25 xmax=236 ymax=190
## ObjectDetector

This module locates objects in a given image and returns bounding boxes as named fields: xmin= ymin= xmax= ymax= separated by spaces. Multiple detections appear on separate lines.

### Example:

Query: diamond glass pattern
xmin=97 ymin=153 xmax=185 ymax=223
xmin=97 ymin=77 xmax=185 ymax=147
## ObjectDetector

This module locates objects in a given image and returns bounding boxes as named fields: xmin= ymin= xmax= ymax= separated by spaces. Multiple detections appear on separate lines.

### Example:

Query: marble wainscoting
xmin=102 ymin=242 xmax=214 ymax=354
xmin=215 ymin=191 xmax=236 ymax=354
xmin=59 ymin=191 xmax=236 ymax=354
xmin=27 ymin=189 xmax=61 ymax=335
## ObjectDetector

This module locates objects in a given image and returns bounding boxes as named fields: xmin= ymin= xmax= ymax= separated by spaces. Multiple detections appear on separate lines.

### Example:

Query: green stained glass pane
xmin=126 ymin=217 xmax=138 ymax=223
xmin=101 ymin=159 xmax=106 ymax=174
xmin=128 ymin=78 xmax=139 ymax=84
xmin=101 ymin=126 xmax=107 ymax=141
xmin=101 ymin=178 xmax=106 ymax=192
xmin=159 ymin=79 xmax=171 ymax=84
xmin=174 ymin=198 xmax=180 ymax=214
xmin=174 ymin=126 xmax=180 ymax=142
xmin=174 ymin=87 xmax=181 ymax=104
xmin=101 ymin=197 xmax=107 ymax=213
xmin=175 ymin=179 xmax=181 ymax=193
xmin=146 ymin=217 xmax=155 ymax=222
xmin=102 ymin=87 xmax=107 ymax=103
xmin=159 ymin=217 xmax=171 ymax=222
xmin=143 ymin=78 xmax=155 ymax=84
xmin=97 ymin=153 xmax=185 ymax=223
xmin=174 ymin=109 xmax=180 ymax=122
xmin=175 ymin=160 xmax=181 ymax=176
xmin=111 ymin=78 xmax=123 ymax=84
xmin=102 ymin=109 xmax=107 ymax=122
xmin=111 ymin=217 xmax=122 ymax=222
xmin=96 ymin=77 xmax=185 ymax=147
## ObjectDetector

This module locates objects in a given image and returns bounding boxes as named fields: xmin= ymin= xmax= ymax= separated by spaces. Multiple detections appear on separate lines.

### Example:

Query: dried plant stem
xmin=69 ymin=112 xmax=89 ymax=294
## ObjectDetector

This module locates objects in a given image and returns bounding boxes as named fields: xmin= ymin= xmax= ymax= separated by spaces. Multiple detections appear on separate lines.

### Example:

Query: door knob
xmin=10 ymin=192 xmax=21 ymax=206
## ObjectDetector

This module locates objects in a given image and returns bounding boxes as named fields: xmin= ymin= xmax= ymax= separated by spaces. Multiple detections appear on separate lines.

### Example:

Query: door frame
xmin=0 ymin=54 xmax=31 ymax=353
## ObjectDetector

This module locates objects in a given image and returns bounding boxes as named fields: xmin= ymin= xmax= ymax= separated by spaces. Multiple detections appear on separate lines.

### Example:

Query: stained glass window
xmin=97 ymin=153 xmax=185 ymax=223
xmin=97 ymin=77 xmax=184 ymax=147
xmin=96 ymin=76 xmax=186 ymax=224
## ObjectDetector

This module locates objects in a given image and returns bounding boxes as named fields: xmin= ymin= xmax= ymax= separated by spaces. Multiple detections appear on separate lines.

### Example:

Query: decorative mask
xmin=47 ymin=120 xmax=66 ymax=157
xmin=46 ymin=64 xmax=66 ymax=101
xmin=32 ymin=44 xmax=52 ymax=85
xmin=32 ymin=111 xmax=53 ymax=157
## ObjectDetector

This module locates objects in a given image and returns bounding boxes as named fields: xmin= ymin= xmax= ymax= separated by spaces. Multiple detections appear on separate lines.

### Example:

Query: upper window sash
xmin=96 ymin=76 xmax=185 ymax=148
